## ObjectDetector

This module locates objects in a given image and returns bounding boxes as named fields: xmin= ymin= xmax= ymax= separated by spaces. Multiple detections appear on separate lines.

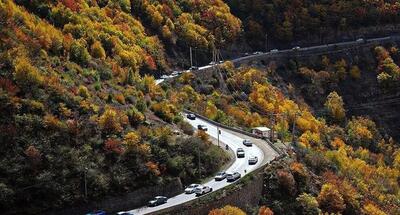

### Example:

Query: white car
xmin=185 ymin=184 xmax=201 ymax=194
xmin=195 ymin=185 xmax=213 ymax=196
xmin=215 ymin=171 xmax=227 ymax=181
xmin=270 ymin=49 xmax=279 ymax=52
xmin=292 ymin=46 xmax=300 ymax=51
xmin=160 ymin=75 xmax=169 ymax=79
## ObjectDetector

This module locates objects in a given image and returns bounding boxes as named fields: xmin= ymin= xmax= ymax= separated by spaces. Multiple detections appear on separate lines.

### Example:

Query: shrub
xmin=90 ymin=41 xmax=106 ymax=59
xmin=78 ymin=85 xmax=90 ymax=98
xmin=70 ymin=40 xmax=91 ymax=65
xmin=14 ymin=58 xmax=43 ymax=91
xmin=178 ymin=121 xmax=194 ymax=135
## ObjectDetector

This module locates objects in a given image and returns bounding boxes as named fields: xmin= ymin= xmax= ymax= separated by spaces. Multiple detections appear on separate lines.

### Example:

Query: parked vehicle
xmin=185 ymin=184 xmax=201 ymax=194
xmin=226 ymin=172 xmax=241 ymax=182
xmin=270 ymin=49 xmax=278 ymax=52
xmin=197 ymin=124 xmax=208 ymax=131
xmin=148 ymin=196 xmax=168 ymax=207
xmin=195 ymin=185 xmax=213 ymax=196
xmin=187 ymin=113 xmax=196 ymax=120
xmin=189 ymin=66 xmax=199 ymax=70
xmin=248 ymin=156 xmax=258 ymax=165
xmin=215 ymin=171 xmax=227 ymax=181
xmin=243 ymin=139 xmax=252 ymax=147
xmin=236 ymin=148 xmax=245 ymax=158
xmin=86 ymin=210 xmax=106 ymax=215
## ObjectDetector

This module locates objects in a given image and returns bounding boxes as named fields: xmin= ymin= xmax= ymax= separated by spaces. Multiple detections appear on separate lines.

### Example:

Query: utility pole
xmin=270 ymin=113 xmax=275 ymax=143
xmin=198 ymin=143 xmax=201 ymax=179
xmin=194 ymin=47 xmax=198 ymax=67
xmin=84 ymin=167 xmax=88 ymax=199
xmin=190 ymin=46 xmax=193 ymax=68
xmin=217 ymin=127 xmax=221 ymax=147
xmin=292 ymin=112 xmax=299 ymax=146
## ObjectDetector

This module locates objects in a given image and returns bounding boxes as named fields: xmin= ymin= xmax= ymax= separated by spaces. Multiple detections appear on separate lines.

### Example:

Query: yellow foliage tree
xmin=325 ymin=91 xmax=346 ymax=122
xmin=209 ymin=205 xmax=246 ymax=215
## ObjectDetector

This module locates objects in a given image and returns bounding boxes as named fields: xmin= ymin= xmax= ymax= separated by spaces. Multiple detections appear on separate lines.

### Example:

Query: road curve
xmin=124 ymin=115 xmax=269 ymax=215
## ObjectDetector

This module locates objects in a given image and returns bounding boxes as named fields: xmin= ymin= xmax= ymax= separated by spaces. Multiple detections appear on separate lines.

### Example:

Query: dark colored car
xmin=187 ymin=113 xmax=196 ymax=120
xmin=86 ymin=210 xmax=106 ymax=215
xmin=236 ymin=148 xmax=245 ymax=158
xmin=226 ymin=172 xmax=241 ymax=182
xmin=215 ymin=171 xmax=227 ymax=181
xmin=248 ymin=156 xmax=258 ymax=165
xmin=197 ymin=125 xmax=208 ymax=131
xmin=148 ymin=196 xmax=168 ymax=207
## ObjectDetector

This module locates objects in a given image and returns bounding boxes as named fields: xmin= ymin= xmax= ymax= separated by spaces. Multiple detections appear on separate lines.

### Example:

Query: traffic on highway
xmin=122 ymin=113 xmax=265 ymax=215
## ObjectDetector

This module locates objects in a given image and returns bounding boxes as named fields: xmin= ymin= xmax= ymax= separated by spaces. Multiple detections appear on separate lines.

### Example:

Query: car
xmin=218 ymin=60 xmax=224 ymax=64
xmin=292 ymin=46 xmax=301 ymax=51
xmin=270 ymin=49 xmax=279 ymax=53
xmin=209 ymin=61 xmax=216 ymax=65
xmin=194 ymin=185 xmax=213 ymax=196
xmin=226 ymin=172 xmax=241 ymax=182
xmin=253 ymin=51 xmax=263 ymax=55
xmin=185 ymin=184 xmax=201 ymax=194
xmin=356 ymin=38 xmax=364 ymax=43
xmin=244 ymin=52 xmax=250 ymax=56
xmin=187 ymin=113 xmax=196 ymax=120
xmin=243 ymin=139 xmax=252 ymax=147
xmin=117 ymin=212 xmax=134 ymax=215
xmin=214 ymin=171 xmax=227 ymax=181
xmin=189 ymin=66 xmax=199 ymax=70
xmin=148 ymin=196 xmax=168 ymax=207
xmin=86 ymin=210 xmax=106 ymax=215
xmin=197 ymin=124 xmax=208 ymax=131
xmin=236 ymin=148 xmax=245 ymax=158
xmin=248 ymin=156 xmax=258 ymax=165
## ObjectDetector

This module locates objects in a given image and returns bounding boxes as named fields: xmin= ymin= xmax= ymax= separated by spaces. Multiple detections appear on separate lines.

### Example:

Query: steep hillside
xmin=0 ymin=1 xmax=231 ymax=214
xmin=225 ymin=0 xmax=400 ymax=48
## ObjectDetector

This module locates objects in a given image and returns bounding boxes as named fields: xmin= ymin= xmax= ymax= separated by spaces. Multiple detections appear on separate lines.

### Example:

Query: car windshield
xmin=188 ymin=184 xmax=197 ymax=188
xmin=217 ymin=172 xmax=224 ymax=175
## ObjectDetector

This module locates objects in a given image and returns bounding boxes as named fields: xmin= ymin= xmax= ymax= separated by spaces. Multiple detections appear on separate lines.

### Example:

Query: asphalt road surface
xmin=124 ymin=115 xmax=265 ymax=215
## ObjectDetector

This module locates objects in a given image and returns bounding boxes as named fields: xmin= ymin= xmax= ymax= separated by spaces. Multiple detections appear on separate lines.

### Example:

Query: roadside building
xmin=251 ymin=127 xmax=271 ymax=139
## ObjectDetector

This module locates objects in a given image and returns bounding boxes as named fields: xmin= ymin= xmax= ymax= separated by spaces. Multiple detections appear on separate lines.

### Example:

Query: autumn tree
xmin=324 ymin=91 xmax=346 ymax=122
xmin=209 ymin=205 xmax=246 ymax=215
xmin=258 ymin=206 xmax=274 ymax=215
xmin=296 ymin=193 xmax=321 ymax=215
xmin=317 ymin=183 xmax=346 ymax=214
xmin=90 ymin=41 xmax=106 ymax=59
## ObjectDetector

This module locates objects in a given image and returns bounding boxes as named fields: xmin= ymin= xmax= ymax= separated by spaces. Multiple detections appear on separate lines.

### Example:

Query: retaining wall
xmin=45 ymin=178 xmax=183 ymax=215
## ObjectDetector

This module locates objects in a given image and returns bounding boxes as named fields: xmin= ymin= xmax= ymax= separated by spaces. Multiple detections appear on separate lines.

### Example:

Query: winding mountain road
xmin=124 ymin=114 xmax=277 ymax=215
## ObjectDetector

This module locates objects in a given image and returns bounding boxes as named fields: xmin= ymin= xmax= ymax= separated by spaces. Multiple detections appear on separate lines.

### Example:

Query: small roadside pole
xmin=217 ymin=127 xmax=221 ymax=147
